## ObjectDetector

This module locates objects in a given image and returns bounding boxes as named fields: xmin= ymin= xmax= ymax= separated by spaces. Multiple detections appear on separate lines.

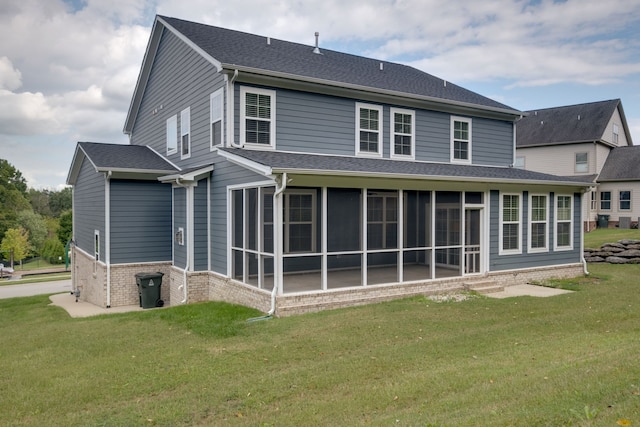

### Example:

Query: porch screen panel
xmin=327 ymin=188 xmax=361 ymax=252
xmin=403 ymin=191 xmax=431 ymax=248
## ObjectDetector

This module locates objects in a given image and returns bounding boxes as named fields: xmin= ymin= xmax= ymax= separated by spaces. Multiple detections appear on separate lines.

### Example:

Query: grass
xmin=584 ymin=228 xmax=640 ymax=249
xmin=1 ymin=263 xmax=639 ymax=426
xmin=0 ymin=272 xmax=71 ymax=286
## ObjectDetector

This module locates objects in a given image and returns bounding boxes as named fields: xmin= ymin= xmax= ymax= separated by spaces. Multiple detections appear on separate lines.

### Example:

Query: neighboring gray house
xmin=67 ymin=15 xmax=590 ymax=316
xmin=515 ymin=99 xmax=636 ymax=230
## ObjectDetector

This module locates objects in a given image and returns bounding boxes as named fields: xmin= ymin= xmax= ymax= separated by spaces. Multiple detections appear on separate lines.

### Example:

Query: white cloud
xmin=0 ymin=57 xmax=22 ymax=91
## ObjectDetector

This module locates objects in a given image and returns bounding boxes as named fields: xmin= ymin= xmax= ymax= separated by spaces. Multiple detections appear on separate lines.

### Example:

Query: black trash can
xmin=597 ymin=214 xmax=610 ymax=229
xmin=135 ymin=272 xmax=164 ymax=308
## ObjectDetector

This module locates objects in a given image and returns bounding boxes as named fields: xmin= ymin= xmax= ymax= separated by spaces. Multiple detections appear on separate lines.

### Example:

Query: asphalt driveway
xmin=0 ymin=280 xmax=72 ymax=299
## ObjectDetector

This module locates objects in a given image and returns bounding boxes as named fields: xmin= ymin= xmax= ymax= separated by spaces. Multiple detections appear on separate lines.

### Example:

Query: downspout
xmin=581 ymin=186 xmax=592 ymax=276
xmin=175 ymin=178 xmax=189 ymax=303
xmin=105 ymin=170 xmax=112 ymax=308
xmin=248 ymin=172 xmax=287 ymax=322
xmin=227 ymin=69 xmax=241 ymax=148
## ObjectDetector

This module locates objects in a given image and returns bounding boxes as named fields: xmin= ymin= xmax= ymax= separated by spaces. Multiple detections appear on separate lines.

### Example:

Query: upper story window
xmin=555 ymin=195 xmax=573 ymax=250
xmin=451 ymin=116 xmax=472 ymax=163
xmin=575 ymin=152 xmax=588 ymax=173
xmin=166 ymin=115 xmax=177 ymax=155
xmin=619 ymin=190 xmax=631 ymax=211
xmin=514 ymin=156 xmax=525 ymax=169
xmin=613 ymin=124 xmax=619 ymax=144
xmin=529 ymin=194 xmax=548 ymax=252
xmin=180 ymin=107 xmax=191 ymax=159
xmin=240 ymin=86 xmax=275 ymax=149
xmin=390 ymin=108 xmax=415 ymax=159
xmin=356 ymin=103 xmax=383 ymax=157
xmin=500 ymin=193 xmax=521 ymax=255
xmin=600 ymin=191 xmax=611 ymax=210
xmin=210 ymin=89 xmax=224 ymax=149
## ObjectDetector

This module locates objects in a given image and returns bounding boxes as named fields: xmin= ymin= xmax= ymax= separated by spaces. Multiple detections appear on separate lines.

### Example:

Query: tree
xmin=17 ymin=210 xmax=47 ymax=255
xmin=41 ymin=237 xmax=65 ymax=264
xmin=57 ymin=210 xmax=73 ymax=245
xmin=1 ymin=227 xmax=30 ymax=267
xmin=49 ymin=187 xmax=72 ymax=217
xmin=0 ymin=159 xmax=27 ymax=196
xmin=0 ymin=159 xmax=30 ymax=242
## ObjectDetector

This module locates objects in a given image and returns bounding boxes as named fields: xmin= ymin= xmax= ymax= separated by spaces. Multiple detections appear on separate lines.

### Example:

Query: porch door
xmin=464 ymin=208 xmax=482 ymax=274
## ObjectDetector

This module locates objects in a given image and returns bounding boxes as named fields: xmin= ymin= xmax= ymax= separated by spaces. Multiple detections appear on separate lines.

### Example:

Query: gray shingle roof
xmin=158 ymin=16 xmax=515 ymax=112
xmin=217 ymin=148 xmax=592 ymax=186
xmin=516 ymin=99 xmax=620 ymax=147
xmin=598 ymin=146 xmax=640 ymax=181
xmin=78 ymin=142 xmax=178 ymax=172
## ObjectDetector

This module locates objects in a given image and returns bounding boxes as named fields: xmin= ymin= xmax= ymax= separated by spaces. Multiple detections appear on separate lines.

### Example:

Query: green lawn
xmin=1 ymin=263 xmax=638 ymax=426
xmin=584 ymin=228 xmax=640 ymax=249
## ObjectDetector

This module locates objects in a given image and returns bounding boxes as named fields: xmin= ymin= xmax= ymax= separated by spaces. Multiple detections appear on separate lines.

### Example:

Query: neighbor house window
xmin=240 ymin=86 xmax=275 ymax=148
xmin=284 ymin=190 xmax=316 ymax=253
xmin=619 ymin=190 xmax=631 ymax=211
xmin=356 ymin=103 xmax=383 ymax=157
xmin=500 ymin=193 xmax=521 ymax=254
xmin=613 ymin=124 xmax=619 ymax=144
xmin=210 ymin=88 xmax=224 ymax=149
xmin=180 ymin=107 xmax=191 ymax=159
xmin=390 ymin=108 xmax=415 ymax=159
xmin=93 ymin=230 xmax=100 ymax=274
xmin=600 ymin=191 xmax=611 ymax=210
xmin=529 ymin=194 xmax=548 ymax=252
xmin=451 ymin=116 xmax=472 ymax=163
xmin=575 ymin=152 xmax=588 ymax=173
xmin=590 ymin=191 xmax=597 ymax=210
xmin=166 ymin=115 xmax=177 ymax=155
xmin=555 ymin=195 xmax=573 ymax=250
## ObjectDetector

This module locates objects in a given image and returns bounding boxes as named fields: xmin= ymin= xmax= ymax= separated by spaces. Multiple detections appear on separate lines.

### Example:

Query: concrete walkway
xmin=49 ymin=293 xmax=145 ymax=317
xmin=486 ymin=284 xmax=573 ymax=299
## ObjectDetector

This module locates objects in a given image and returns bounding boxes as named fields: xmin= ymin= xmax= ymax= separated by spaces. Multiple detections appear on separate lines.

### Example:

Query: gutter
xmin=105 ymin=170 xmax=112 ymax=308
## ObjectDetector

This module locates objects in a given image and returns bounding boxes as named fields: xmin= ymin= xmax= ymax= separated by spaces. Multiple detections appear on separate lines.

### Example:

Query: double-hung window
xmin=390 ymin=108 xmax=415 ymax=159
xmin=210 ymin=89 xmax=224 ymax=149
xmin=166 ymin=115 xmax=177 ymax=155
xmin=180 ymin=107 xmax=191 ymax=159
xmin=451 ymin=116 xmax=471 ymax=163
xmin=356 ymin=103 xmax=383 ymax=157
xmin=555 ymin=195 xmax=573 ymax=250
xmin=241 ymin=87 xmax=275 ymax=149
xmin=500 ymin=193 xmax=521 ymax=254
xmin=600 ymin=191 xmax=611 ymax=210
xmin=619 ymin=191 xmax=631 ymax=211
xmin=284 ymin=190 xmax=316 ymax=253
xmin=529 ymin=194 xmax=548 ymax=252
xmin=575 ymin=152 xmax=588 ymax=173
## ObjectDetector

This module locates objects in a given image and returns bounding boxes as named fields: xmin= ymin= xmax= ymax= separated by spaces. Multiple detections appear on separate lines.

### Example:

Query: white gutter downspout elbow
xmin=175 ymin=178 xmax=189 ymax=304
xmin=269 ymin=172 xmax=288 ymax=316
xmin=106 ymin=170 xmax=112 ymax=308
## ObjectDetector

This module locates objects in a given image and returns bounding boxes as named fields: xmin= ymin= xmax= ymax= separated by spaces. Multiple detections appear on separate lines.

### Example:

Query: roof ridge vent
xmin=313 ymin=32 xmax=322 ymax=54
xmin=267 ymin=36 xmax=271 ymax=46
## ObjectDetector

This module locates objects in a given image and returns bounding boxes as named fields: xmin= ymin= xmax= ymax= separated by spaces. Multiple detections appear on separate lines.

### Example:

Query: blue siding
xmin=489 ymin=190 xmax=582 ymax=272
xmin=210 ymin=156 xmax=269 ymax=274
xmin=130 ymin=28 xmax=224 ymax=169
xmin=173 ymin=187 xmax=187 ymax=268
xmin=73 ymin=158 xmax=105 ymax=258
xmin=472 ymin=118 xmax=513 ymax=166
xmin=109 ymin=180 xmax=172 ymax=264
xmin=194 ymin=178 xmax=209 ymax=271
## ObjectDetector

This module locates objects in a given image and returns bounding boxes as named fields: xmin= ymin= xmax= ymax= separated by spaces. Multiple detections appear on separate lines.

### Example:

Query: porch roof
xmin=216 ymin=148 xmax=594 ymax=188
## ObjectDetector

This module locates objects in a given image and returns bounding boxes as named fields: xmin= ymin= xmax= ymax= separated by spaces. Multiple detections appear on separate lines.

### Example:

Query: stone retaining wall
xmin=584 ymin=239 xmax=640 ymax=264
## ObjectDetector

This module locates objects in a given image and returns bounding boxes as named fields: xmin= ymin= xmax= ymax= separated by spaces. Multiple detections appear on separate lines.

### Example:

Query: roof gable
xmin=598 ymin=146 xmax=640 ymax=181
xmin=125 ymin=15 xmax=520 ymax=133
xmin=516 ymin=99 xmax=628 ymax=147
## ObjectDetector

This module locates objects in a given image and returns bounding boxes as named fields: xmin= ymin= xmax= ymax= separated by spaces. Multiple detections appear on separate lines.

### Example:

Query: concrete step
xmin=465 ymin=280 xmax=504 ymax=294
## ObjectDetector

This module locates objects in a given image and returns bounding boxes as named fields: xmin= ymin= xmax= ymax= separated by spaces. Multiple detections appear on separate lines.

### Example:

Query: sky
xmin=1 ymin=0 xmax=640 ymax=190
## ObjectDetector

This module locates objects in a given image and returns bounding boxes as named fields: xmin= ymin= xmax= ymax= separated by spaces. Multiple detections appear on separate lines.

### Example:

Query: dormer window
xmin=241 ymin=87 xmax=275 ymax=149
xmin=451 ymin=116 xmax=472 ymax=163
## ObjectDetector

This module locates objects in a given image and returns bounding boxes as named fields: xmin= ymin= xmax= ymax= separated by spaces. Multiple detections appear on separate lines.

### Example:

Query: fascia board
xmin=215 ymin=148 xmax=273 ymax=176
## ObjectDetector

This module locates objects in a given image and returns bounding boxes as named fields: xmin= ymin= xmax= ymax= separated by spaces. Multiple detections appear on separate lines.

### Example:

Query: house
xmin=515 ymin=99 xmax=636 ymax=230
xmin=66 ymin=15 xmax=591 ymax=316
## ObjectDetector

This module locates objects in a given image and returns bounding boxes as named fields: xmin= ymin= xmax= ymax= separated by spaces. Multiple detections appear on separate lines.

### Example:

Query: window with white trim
xmin=390 ymin=108 xmax=415 ymax=159
xmin=529 ymin=194 xmax=548 ymax=252
xmin=575 ymin=152 xmax=588 ymax=173
xmin=451 ymin=116 xmax=471 ymax=163
xmin=500 ymin=193 xmax=521 ymax=254
xmin=210 ymin=89 xmax=224 ymax=149
xmin=356 ymin=103 xmax=383 ymax=157
xmin=555 ymin=195 xmax=573 ymax=250
xmin=600 ymin=191 xmax=611 ymax=210
xmin=166 ymin=115 xmax=177 ymax=155
xmin=180 ymin=107 xmax=191 ymax=159
xmin=367 ymin=191 xmax=398 ymax=249
xmin=613 ymin=124 xmax=619 ymax=144
xmin=619 ymin=190 xmax=631 ymax=211
xmin=284 ymin=190 xmax=316 ymax=253
xmin=590 ymin=191 xmax=597 ymax=210
xmin=93 ymin=230 xmax=100 ymax=274
xmin=240 ymin=87 xmax=275 ymax=148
